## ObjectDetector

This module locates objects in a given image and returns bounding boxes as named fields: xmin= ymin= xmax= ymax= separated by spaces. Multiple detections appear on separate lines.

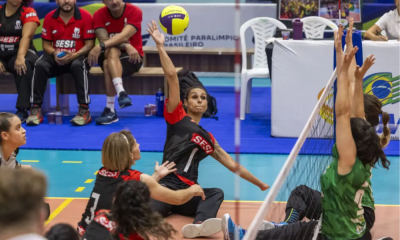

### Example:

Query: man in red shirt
xmin=27 ymin=0 xmax=95 ymax=126
xmin=88 ymin=0 xmax=143 ymax=125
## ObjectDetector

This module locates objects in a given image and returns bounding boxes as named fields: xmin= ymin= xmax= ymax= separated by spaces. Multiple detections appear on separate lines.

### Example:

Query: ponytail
xmin=380 ymin=111 xmax=391 ymax=148
xmin=111 ymin=181 xmax=176 ymax=240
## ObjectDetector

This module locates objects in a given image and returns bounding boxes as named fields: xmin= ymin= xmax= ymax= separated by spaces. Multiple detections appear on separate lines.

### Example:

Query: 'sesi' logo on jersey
xmin=191 ymin=133 xmax=214 ymax=154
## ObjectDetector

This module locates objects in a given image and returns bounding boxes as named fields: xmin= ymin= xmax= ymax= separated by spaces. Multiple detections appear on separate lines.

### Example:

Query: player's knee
xmin=35 ymin=59 xmax=46 ymax=70
xmin=210 ymin=188 xmax=224 ymax=201
xmin=105 ymin=47 xmax=120 ymax=60
xmin=70 ymin=59 xmax=83 ymax=71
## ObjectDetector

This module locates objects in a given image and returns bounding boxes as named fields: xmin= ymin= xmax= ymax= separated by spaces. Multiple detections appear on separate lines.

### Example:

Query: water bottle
xmin=156 ymin=88 xmax=164 ymax=117
xmin=292 ymin=18 xmax=303 ymax=40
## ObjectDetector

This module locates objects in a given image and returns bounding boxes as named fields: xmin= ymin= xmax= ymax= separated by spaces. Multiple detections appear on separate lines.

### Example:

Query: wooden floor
xmin=44 ymin=199 xmax=400 ymax=240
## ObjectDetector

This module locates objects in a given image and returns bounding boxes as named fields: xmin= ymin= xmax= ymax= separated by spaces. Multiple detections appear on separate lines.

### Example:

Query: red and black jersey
xmin=83 ymin=210 xmax=144 ymax=240
xmin=160 ymin=99 xmax=215 ymax=187
xmin=0 ymin=3 xmax=40 ymax=58
xmin=77 ymin=167 xmax=141 ymax=236
xmin=42 ymin=6 xmax=95 ymax=54
xmin=93 ymin=3 xmax=143 ymax=56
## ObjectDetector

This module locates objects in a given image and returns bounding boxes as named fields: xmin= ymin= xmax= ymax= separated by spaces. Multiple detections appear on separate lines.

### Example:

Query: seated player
xmin=27 ymin=0 xmax=95 ymax=126
xmin=0 ymin=0 xmax=40 ymax=122
xmin=364 ymin=0 xmax=399 ymax=41
xmin=77 ymin=130 xmax=205 ymax=236
xmin=83 ymin=180 xmax=176 ymax=240
xmin=0 ymin=112 xmax=51 ymax=219
xmin=222 ymin=25 xmax=391 ymax=240
xmin=146 ymin=20 xmax=269 ymax=239
xmin=88 ymin=0 xmax=143 ymax=125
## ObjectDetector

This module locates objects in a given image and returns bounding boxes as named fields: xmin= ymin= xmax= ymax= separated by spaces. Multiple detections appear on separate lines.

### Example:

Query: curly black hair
xmin=45 ymin=223 xmax=80 ymax=240
xmin=112 ymin=181 xmax=176 ymax=240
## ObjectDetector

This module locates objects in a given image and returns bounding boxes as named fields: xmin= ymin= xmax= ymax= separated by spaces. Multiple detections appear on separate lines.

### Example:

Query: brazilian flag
xmin=363 ymin=72 xmax=400 ymax=106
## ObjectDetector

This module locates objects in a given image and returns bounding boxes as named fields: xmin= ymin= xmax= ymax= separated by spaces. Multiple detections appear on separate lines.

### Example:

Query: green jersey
xmin=320 ymin=144 xmax=371 ymax=240
xmin=361 ymin=167 xmax=375 ymax=210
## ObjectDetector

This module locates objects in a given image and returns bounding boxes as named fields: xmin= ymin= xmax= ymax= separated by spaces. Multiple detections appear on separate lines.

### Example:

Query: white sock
xmin=107 ymin=96 xmax=115 ymax=113
xmin=112 ymin=78 xmax=125 ymax=96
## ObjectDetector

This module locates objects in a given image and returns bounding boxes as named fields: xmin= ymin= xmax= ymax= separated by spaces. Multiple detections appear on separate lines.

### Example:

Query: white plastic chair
xmin=301 ymin=16 xmax=338 ymax=39
xmin=240 ymin=17 xmax=286 ymax=120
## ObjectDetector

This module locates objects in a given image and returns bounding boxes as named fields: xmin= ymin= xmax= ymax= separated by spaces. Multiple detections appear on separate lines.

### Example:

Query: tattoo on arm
xmin=95 ymin=28 xmax=128 ymax=50
xmin=95 ymin=28 xmax=109 ymax=43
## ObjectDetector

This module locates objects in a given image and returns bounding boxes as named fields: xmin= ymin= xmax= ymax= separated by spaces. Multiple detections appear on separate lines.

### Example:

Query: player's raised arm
xmin=335 ymin=37 xmax=359 ymax=174
xmin=147 ymin=20 xmax=180 ymax=113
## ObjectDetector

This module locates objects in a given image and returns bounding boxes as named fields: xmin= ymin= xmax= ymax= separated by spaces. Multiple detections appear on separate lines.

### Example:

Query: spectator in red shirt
xmin=27 ymin=0 xmax=95 ymax=126
xmin=88 ymin=1 xmax=143 ymax=125
xmin=0 ymin=0 xmax=40 ymax=123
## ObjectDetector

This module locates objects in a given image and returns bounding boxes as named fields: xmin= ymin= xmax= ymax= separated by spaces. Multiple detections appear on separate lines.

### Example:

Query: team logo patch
xmin=94 ymin=215 xmax=116 ymax=232
xmin=15 ymin=20 xmax=22 ymax=30
xmin=25 ymin=12 xmax=36 ymax=18
xmin=191 ymin=133 xmax=214 ymax=154
xmin=98 ymin=169 xmax=120 ymax=178
xmin=72 ymin=27 xmax=80 ymax=39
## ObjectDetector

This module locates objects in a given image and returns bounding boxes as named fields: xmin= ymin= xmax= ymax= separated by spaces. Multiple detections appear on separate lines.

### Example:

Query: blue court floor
xmin=18 ymin=149 xmax=400 ymax=206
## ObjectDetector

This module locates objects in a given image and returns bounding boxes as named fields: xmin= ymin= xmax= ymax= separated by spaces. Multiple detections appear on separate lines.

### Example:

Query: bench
xmin=143 ymin=47 xmax=254 ymax=72
xmin=0 ymin=72 xmax=51 ymax=113
xmin=56 ymin=66 xmax=182 ymax=115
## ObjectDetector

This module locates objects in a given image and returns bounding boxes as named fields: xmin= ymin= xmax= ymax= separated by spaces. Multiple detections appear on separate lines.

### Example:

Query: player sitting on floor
xmin=84 ymin=180 xmax=176 ymax=240
xmin=77 ymin=130 xmax=205 ymax=236
xmin=0 ymin=112 xmax=50 ymax=219
xmin=146 ymin=20 xmax=269 ymax=239
xmin=221 ymin=25 xmax=391 ymax=240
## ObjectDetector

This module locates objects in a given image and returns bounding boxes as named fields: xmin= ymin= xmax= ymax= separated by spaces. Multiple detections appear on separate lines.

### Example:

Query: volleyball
xmin=159 ymin=5 xmax=189 ymax=36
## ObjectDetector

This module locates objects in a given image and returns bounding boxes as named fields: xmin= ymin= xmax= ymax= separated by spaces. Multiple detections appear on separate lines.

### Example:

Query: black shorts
xmin=98 ymin=51 xmax=142 ymax=78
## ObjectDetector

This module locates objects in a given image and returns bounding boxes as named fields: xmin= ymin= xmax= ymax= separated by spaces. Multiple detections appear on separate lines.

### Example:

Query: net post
xmin=234 ymin=0 xmax=241 ymax=236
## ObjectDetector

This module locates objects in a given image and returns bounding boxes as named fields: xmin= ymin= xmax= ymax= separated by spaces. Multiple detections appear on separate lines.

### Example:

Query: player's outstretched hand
xmin=345 ymin=18 xmax=354 ymax=50
xmin=355 ymin=55 xmax=375 ymax=79
xmin=147 ymin=20 xmax=165 ymax=46
xmin=334 ymin=24 xmax=345 ymax=54
xmin=154 ymin=161 xmax=177 ymax=179
xmin=342 ymin=46 xmax=358 ymax=72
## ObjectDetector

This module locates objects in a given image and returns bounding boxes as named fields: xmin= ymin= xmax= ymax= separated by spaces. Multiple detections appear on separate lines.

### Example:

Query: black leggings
xmin=0 ymin=50 xmax=38 ymax=109
xmin=150 ymin=181 xmax=224 ymax=224
xmin=256 ymin=185 xmax=375 ymax=240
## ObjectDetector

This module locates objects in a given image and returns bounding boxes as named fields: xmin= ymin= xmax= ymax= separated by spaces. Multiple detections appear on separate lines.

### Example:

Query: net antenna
xmin=234 ymin=0 xmax=241 ymax=239
xmin=242 ymin=66 xmax=339 ymax=240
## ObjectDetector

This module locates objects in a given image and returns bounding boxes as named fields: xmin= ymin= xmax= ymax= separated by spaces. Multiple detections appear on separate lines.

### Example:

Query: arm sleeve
xmin=126 ymin=5 xmax=142 ymax=32
xmin=83 ymin=12 xmax=95 ymax=40
xmin=164 ymin=98 xmax=187 ymax=124
xmin=21 ymin=7 xmax=40 ymax=26
xmin=41 ymin=14 xmax=53 ymax=41
xmin=93 ymin=10 xmax=106 ymax=30
xmin=375 ymin=13 xmax=389 ymax=32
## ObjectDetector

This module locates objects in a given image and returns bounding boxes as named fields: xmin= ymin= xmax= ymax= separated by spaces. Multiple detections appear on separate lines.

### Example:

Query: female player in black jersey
xmin=146 ymin=20 xmax=269 ymax=239
xmin=0 ymin=0 xmax=40 ymax=122
xmin=83 ymin=180 xmax=176 ymax=240
xmin=77 ymin=130 xmax=205 ymax=236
